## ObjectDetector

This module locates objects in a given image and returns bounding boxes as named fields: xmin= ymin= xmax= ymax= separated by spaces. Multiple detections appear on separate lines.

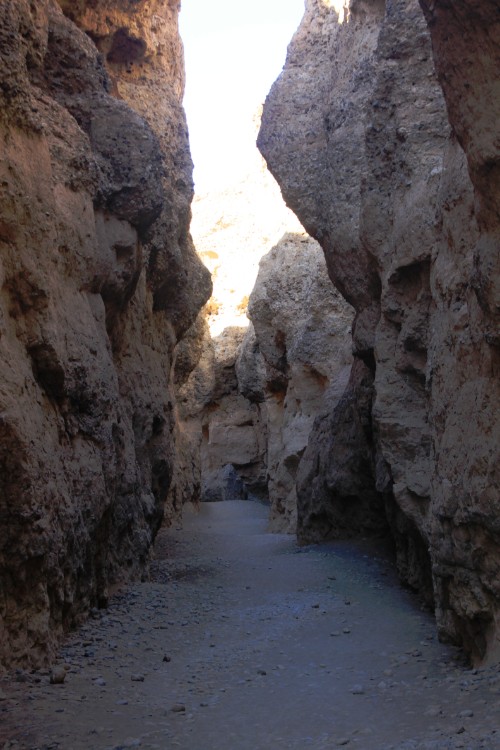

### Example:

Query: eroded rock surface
xmin=0 ymin=0 xmax=210 ymax=668
xmin=179 ymin=115 xmax=353 ymax=518
xmin=175 ymin=232 xmax=353 ymax=527
xmin=259 ymin=0 xmax=500 ymax=661
xmin=247 ymin=234 xmax=354 ymax=531
xmin=183 ymin=324 xmax=269 ymax=505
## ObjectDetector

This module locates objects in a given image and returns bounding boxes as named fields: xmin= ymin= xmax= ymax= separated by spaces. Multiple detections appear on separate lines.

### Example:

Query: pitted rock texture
xmin=52 ymin=0 xmax=211 ymax=336
xmin=0 ymin=0 xmax=210 ymax=669
xmin=259 ymin=0 xmax=500 ymax=661
xmin=246 ymin=234 xmax=354 ymax=531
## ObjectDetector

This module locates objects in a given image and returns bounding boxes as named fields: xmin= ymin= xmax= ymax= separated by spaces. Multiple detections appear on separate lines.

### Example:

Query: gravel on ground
xmin=1 ymin=500 xmax=500 ymax=750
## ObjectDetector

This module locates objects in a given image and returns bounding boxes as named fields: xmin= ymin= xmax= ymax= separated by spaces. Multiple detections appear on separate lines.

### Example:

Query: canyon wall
xmin=176 ymin=230 xmax=353 ymax=527
xmin=259 ymin=0 xmax=500 ymax=662
xmin=0 ymin=0 xmax=210 ymax=668
xmin=179 ymin=125 xmax=353 ymax=522
xmin=246 ymin=234 xmax=353 ymax=531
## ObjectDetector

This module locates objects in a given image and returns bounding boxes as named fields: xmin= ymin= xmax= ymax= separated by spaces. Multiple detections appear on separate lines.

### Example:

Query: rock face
xmin=259 ymin=0 xmax=500 ymax=662
xmin=246 ymin=234 xmax=354 ymax=531
xmin=418 ymin=0 xmax=500 ymax=664
xmin=180 ymin=116 xmax=352 ymax=515
xmin=176 ymin=232 xmax=353 ymax=527
xmin=175 ymin=323 xmax=269 ymax=506
xmin=0 ymin=0 xmax=210 ymax=668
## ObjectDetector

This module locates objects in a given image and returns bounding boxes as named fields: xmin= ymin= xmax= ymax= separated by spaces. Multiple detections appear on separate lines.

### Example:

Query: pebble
xmin=162 ymin=655 xmax=172 ymax=663
xmin=171 ymin=703 xmax=186 ymax=713
xmin=94 ymin=677 xmax=106 ymax=687
xmin=131 ymin=674 xmax=145 ymax=682
xmin=351 ymin=685 xmax=365 ymax=695
xmin=336 ymin=739 xmax=350 ymax=746
xmin=50 ymin=666 xmax=67 ymax=685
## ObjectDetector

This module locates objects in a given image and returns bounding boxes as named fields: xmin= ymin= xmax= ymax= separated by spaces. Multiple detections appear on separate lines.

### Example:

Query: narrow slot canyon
xmin=0 ymin=1 xmax=499 ymax=749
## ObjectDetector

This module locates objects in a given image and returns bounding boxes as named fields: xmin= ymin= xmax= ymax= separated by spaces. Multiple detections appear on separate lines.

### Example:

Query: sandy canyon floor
xmin=1 ymin=500 xmax=500 ymax=750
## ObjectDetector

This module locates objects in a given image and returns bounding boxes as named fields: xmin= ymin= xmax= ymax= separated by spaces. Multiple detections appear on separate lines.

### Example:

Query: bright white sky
xmin=179 ymin=0 xmax=305 ymax=193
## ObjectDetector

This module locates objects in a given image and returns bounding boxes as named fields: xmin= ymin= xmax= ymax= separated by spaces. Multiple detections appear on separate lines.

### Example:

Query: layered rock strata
xmin=259 ymin=0 xmax=500 ymax=661
xmin=0 ymin=0 xmax=210 ymax=668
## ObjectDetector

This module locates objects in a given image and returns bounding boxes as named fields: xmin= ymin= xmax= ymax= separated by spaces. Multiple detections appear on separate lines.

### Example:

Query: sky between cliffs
xmin=180 ymin=0 xmax=305 ymax=193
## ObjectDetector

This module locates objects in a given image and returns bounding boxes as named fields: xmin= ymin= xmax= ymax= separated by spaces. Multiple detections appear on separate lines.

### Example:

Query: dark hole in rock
xmin=107 ymin=28 xmax=146 ymax=66
xmin=27 ymin=343 xmax=65 ymax=401
xmin=114 ymin=243 xmax=135 ymax=263
xmin=152 ymin=416 xmax=165 ymax=436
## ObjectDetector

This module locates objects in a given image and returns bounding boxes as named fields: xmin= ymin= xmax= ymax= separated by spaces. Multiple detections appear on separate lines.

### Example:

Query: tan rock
xmin=247 ymin=234 xmax=354 ymax=531
xmin=0 ymin=0 xmax=210 ymax=668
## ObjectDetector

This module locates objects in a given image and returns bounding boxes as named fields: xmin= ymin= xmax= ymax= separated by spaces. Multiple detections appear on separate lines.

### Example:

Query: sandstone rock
xmin=259 ymin=0 xmax=500 ymax=660
xmin=57 ymin=0 xmax=211 ymax=336
xmin=169 ymin=312 xmax=269 ymax=507
xmin=235 ymin=324 xmax=267 ymax=405
xmin=182 ymin=229 xmax=353 ymax=527
xmin=418 ymin=0 xmax=500 ymax=664
xmin=183 ymin=107 xmax=355 ymax=519
xmin=0 ymin=0 xmax=210 ymax=669
xmin=165 ymin=314 xmax=212 ymax=518
xmin=247 ymin=234 xmax=354 ymax=531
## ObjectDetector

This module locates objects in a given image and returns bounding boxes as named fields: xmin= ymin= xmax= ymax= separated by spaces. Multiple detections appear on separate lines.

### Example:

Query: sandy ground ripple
xmin=1 ymin=500 xmax=500 ymax=750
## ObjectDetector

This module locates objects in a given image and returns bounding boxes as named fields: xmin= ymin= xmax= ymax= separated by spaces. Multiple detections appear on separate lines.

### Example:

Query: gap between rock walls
xmin=177 ymin=0 xmax=500 ymax=668
xmin=0 ymin=0 xmax=498 ymax=681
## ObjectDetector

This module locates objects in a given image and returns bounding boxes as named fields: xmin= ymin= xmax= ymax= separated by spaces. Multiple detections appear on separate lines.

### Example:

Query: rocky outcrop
xmin=0 ymin=0 xmax=210 ymax=668
xmin=246 ymin=234 xmax=354 ymax=531
xmin=259 ymin=0 xmax=500 ymax=662
xmin=418 ymin=0 xmax=500 ymax=663
xmin=200 ymin=328 xmax=268 ymax=503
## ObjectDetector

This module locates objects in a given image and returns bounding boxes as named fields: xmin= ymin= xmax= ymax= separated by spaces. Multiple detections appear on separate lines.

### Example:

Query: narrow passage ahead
xmin=2 ymin=501 xmax=499 ymax=750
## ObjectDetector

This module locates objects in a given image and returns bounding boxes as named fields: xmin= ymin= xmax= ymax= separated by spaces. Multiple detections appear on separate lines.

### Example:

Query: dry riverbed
xmin=1 ymin=501 xmax=500 ymax=750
